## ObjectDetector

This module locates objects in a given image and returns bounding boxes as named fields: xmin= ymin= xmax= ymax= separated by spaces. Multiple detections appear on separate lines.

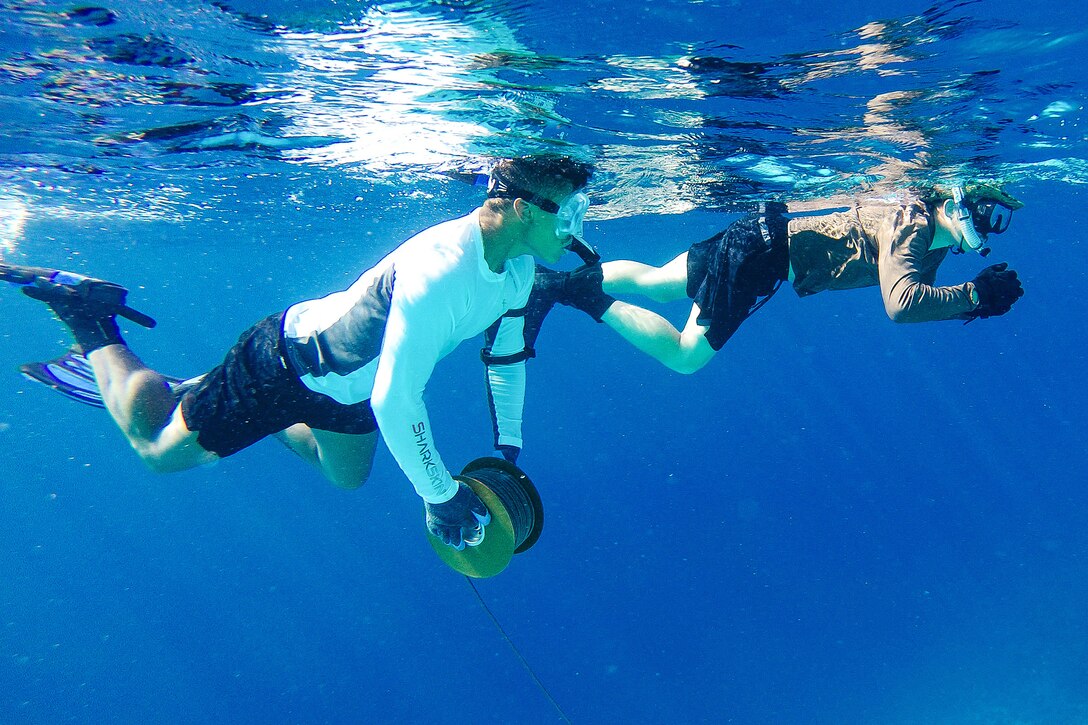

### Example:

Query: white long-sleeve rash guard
xmin=280 ymin=210 xmax=535 ymax=504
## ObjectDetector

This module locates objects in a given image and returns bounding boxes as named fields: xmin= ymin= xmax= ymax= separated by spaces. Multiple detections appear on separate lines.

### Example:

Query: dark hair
xmin=491 ymin=155 xmax=593 ymax=201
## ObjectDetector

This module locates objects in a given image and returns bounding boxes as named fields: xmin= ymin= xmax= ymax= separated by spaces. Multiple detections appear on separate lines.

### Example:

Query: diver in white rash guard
xmin=13 ymin=155 xmax=593 ymax=552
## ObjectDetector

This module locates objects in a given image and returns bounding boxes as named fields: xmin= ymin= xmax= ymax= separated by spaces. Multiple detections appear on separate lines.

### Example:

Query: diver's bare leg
xmin=602 ymin=252 xmax=689 ymax=303
xmin=276 ymin=425 xmax=378 ymax=490
xmin=86 ymin=344 xmax=216 ymax=471
xmin=600 ymin=301 xmax=716 ymax=374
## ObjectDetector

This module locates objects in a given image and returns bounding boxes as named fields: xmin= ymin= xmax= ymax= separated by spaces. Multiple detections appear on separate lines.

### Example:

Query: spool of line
xmin=428 ymin=457 xmax=545 ymax=578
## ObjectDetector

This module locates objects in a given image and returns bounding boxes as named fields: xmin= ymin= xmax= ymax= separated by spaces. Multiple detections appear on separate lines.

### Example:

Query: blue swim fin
xmin=20 ymin=349 xmax=200 ymax=408
xmin=20 ymin=350 xmax=105 ymax=407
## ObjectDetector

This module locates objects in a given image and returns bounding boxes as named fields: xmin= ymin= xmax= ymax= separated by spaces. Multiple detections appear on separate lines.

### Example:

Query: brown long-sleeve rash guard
xmin=786 ymin=200 xmax=976 ymax=322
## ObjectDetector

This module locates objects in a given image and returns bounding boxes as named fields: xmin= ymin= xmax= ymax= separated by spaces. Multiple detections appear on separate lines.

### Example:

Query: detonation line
xmin=465 ymin=576 xmax=572 ymax=724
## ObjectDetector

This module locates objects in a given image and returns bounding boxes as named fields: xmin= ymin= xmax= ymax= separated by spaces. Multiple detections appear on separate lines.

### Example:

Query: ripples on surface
xmin=0 ymin=0 xmax=1085 ymax=231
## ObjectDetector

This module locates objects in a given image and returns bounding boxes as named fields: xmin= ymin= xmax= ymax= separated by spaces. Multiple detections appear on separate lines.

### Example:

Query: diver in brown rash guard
xmin=555 ymin=183 xmax=1024 ymax=373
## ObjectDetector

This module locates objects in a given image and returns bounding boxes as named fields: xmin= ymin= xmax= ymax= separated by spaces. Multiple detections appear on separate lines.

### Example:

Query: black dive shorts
xmin=686 ymin=203 xmax=790 ymax=350
xmin=180 ymin=313 xmax=378 ymax=457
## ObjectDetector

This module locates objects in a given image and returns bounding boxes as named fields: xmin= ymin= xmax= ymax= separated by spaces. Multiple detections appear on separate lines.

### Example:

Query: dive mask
xmin=970 ymin=198 xmax=1014 ymax=236
xmin=555 ymin=192 xmax=589 ymax=241
xmin=555 ymin=192 xmax=599 ymax=264
xmin=950 ymin=185 xmax=1017 ymax=256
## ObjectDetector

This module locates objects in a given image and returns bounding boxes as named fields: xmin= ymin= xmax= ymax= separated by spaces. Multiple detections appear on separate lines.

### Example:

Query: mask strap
xmin=487 ymin=171 xmax=560 ymax=214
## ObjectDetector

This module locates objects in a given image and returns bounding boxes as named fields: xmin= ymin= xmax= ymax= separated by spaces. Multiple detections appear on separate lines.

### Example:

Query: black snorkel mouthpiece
xmin=567 ymin=236 xmax=601 ymax=265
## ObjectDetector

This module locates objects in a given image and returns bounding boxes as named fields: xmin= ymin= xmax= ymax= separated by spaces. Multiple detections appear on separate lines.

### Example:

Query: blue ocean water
xmin=1 ymin=1 xmax=1086 ymax=723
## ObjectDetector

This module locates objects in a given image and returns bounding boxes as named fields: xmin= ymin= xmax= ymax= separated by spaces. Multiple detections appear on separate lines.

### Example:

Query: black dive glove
xmin=561 ymin=264 xmax=615 ymax=322
xmin=424 ymin=481 xmax=491 ymax=550
xmin=496 ymin=444 xmax=520 ymax=464
xmin=966 ymin=262 xmax=1023 ymax=320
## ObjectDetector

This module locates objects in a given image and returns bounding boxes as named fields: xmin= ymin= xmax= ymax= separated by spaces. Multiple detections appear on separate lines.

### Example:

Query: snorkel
xmin=565 ymin=235 xmax=601 ymax=265
xmin=951 ymin=185 xmax=990 ymax=256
